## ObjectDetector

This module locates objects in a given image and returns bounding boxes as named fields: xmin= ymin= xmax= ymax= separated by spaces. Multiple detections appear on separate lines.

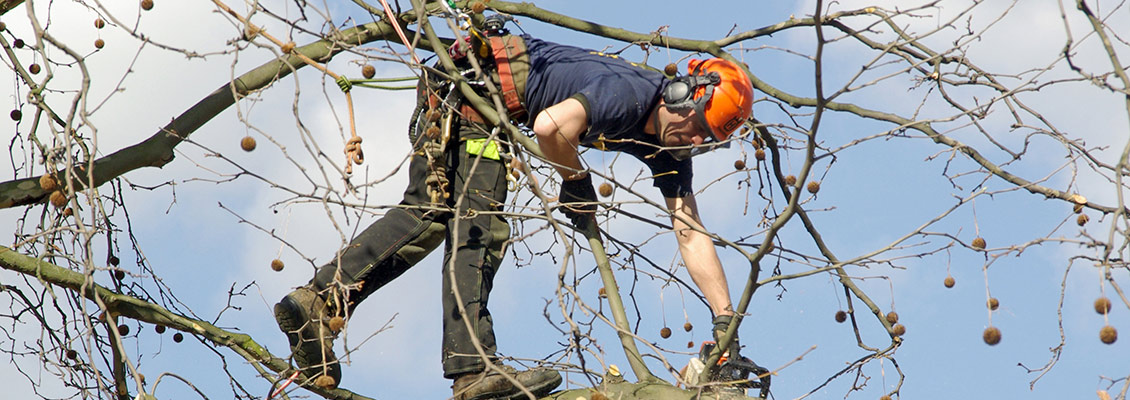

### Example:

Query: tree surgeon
xmin=272 ymin=16 xmax=754 ymax=400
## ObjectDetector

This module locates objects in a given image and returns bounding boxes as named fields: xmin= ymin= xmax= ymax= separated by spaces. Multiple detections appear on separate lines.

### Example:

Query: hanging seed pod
xmin=314 ymin=375 xmax=336 ymax=389
xmin=94 ymin=18 xmax=106 ymax=29
xmin=664 ymin=63 xmax=678 ymax=76
xmin=1095 ymin=297 xmax=1112 ymax=315
xmin=270 ymin=259 xmax=284 ymax=271
xmin=598 ymin=182 xmax=613 ymax=197
xmin=140 ymin=0 xmax=154 ymax=11
xmin=835 ymin=310 xmax=847 ymax=323
xmin=983 ymin=326 xmax=1001 ymax=345
xmin=659 ymin=327 xmax=672 ymax=339
xmin=971 ymin=237 xmax=986 ymax=250
xmin=94 ymin=38 xmax=105 ymax=49
xmin=733 ymin=159 xmax=746 ymax=170
xmin=885 ymin=312 xmax=899 ymax=324
xmin=240 ymin=136 xmax=257 ymax=152
xmin=1100 ymin=325 xmax=1118 ymax=344
xmin=362 ymin=64 xmax=376 ymax=79
xmin=944 ymin=275 xmax=955 ymax=288
xmin=39 ymin=174 xmax=58 ymax=191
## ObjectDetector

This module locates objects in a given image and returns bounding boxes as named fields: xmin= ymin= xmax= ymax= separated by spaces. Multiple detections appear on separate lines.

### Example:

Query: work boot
xmin=274 ymin=286 xmax=342 ymax=388
xmin=451 ymin=365 xmax=562 ymax=400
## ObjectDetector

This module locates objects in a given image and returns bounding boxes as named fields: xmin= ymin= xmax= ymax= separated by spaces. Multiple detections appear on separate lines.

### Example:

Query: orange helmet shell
xmin=687 ymin=58 xmax=753 ymax=141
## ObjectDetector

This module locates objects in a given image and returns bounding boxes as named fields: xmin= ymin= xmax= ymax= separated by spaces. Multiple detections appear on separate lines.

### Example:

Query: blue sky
xmin=1 ymin=1 xmax=1127 ymax=399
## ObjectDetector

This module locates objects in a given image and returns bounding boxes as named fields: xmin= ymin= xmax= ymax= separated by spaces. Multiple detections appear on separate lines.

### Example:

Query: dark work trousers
xmin=309 ymin=118 xmax=511 ymax=379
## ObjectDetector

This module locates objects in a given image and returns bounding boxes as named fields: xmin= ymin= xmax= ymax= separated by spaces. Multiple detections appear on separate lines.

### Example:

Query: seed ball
xmin=598 ymin=287 xmax=606 ymax=298
xmin=733 ymin=159 xmax=746 ymax=170
xmin=598 ymin=182 xmax=613 ymax=198
xmin=943 ymin=275 xmax=955 ymax=288
xmin=755 ymin=148 xmax=765 ymax=161
xmin=94 ymin=38 xmax=105 ymax=49
xmin=807 ymin=181 xmax=821 ymax=194
xmin=116 ymin=324 xmax=130 ymax=336
xmin=114 ymin=270 xmax=125 ymax=280
xmin=1100 ymin=325 xmax=1118 ymax=344
xmin=660 ymin=327 xmax=672 ymax=339
xmin=328 ymin=316 xmax=345 ymax=333
xmin=0 ymin=22 xmax=6 ymax=31
xmin=62 ymin=207 xmax=74 ymax=217
xmin=683 ymin=322 xmax=693 ymax=332
xmin=664 ymin=63 xmax=678 ymax=76
xmin=880 ymin=396 xmax=892 ymax=400
xmin=1077 ymin=214 xmax=1090 ymax=226
xmin=172 ymin=332 xmax=184 ymax=343
xmin=314 ymin=375 xmax=336 ymax=389
xmin=270 ymin=259 xmax=284 ymax=272
xmin=29 ymin=63 xmax=41 ymax=74
xmin=835 ymin=310 xmax=847 ymax=323
xmin=988 ymin=297 xmax=1000 ymax=311
xmin=94 ymin=18 xmax=105 ymax=29
xmin=140 ymin=0 xmax=154 ymax=11
xmin=39 ymin=174 xmax=58 ymax=191
xmin=1095 ymin=297 xmax=1112 ymax=315
xmin=426 ymin=125 xmax=441 ymax=138
xmin=784 ymin=175 xmax=797 ymax=186
xmin=885 ymin=311 xmax=899 ymax=324
xmin=426 ymin=108 xmax=440 ymax=122
xmin=361 ymin=64 xmax=376 ymax=79
xmin=13 ymin=38 xmax=24 ymax=48
xmin=687 ymin=341 xmax=695 ymax=349
xmin=892 ymin=323 xmax=906 ymax=336
xmin=470 ymin=1 xmax=486 ymax=14
xmin=155 ymin=325 xmax=166 ymax=334
xmin=971 ymin=237 xmax=986 ymax=250
xmin=108 ymin=255 xmax=120 ymax=266
xmin=66 ymin=349 xmax=77 ymax=360
xmin=1074 ymin=203 xmax=1084 ymax=214
xmin=138 ymin=373 xmax=146 ymax=383
xmin=10 ymin=109 xmax=22 ymax=121
xmin=49 ymin=190 xmax=67 ymax=208
xmin=240 ymin=136 xmax=257 ymax=152
xmin=280 ymin=41 xmax=295 ymax=54
xmin=983 ymin=326 xmax=1001 ymax=345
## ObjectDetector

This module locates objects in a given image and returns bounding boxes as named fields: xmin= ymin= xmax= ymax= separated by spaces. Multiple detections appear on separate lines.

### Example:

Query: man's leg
xmin=441 ymin=125 xmax=561 ymax=399
xmin=275 ymin=150 xmax=447 ymax=388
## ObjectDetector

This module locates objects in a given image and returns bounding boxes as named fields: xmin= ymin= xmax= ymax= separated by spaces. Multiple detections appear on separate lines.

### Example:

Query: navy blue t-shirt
xmin=522 ymin=36 xmax=693 ymax=198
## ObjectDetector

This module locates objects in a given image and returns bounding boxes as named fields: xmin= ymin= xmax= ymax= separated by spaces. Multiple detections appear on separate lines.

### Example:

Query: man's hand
xmin=559 ymin=174 xmax=597 ymax=229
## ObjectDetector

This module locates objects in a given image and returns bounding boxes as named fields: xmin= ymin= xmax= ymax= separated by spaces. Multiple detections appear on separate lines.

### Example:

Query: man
xmin=272 ymin=24 xmax=752 ymax=400
xmin=523 ymin=35 xmax=752 ymax=356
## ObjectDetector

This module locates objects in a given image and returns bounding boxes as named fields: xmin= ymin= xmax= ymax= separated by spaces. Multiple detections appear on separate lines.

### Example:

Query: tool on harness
xmin=681 ymin=341 xmax=771 ymax=398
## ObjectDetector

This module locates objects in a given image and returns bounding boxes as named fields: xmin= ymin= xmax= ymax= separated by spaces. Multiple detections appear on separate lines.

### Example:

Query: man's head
xmin=654 ymin=58 xmax=754 ymax=155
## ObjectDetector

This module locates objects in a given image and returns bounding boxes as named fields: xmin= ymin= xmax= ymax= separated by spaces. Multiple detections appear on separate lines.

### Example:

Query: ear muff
xmin=662 ymin=77 xmax=695 ymax=110
xmin=662 ymin=73 xmax=721 ymax=112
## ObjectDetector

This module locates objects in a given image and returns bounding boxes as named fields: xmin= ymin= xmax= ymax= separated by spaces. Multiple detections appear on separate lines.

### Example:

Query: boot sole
xmin=486 ymin=372 xmax=563 ymax=400
xmin=274 ymin=295 xmax=341 ymax=384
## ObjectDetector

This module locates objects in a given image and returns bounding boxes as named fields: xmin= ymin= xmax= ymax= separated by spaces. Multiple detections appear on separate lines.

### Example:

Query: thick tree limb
xmin=0 ymin=245 xmax=374 ymax=400
xmin=0 ymin=18 xmax=405 ymax=209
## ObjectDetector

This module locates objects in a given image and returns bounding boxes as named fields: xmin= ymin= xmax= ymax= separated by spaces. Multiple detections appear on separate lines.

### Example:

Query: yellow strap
xmin=465 ymin=138 xmax=501 ymax=161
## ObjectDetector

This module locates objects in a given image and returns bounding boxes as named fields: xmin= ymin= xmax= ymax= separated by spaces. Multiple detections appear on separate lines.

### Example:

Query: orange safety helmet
xmin=663 ymin=58 xmax=754 ymax=141
xmin=689 ymin=58 xmax=753 ymax=140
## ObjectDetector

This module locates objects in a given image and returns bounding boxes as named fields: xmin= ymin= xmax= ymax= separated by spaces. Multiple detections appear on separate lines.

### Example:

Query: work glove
xmin=558 ymin=174 xmax=598 ymax=230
